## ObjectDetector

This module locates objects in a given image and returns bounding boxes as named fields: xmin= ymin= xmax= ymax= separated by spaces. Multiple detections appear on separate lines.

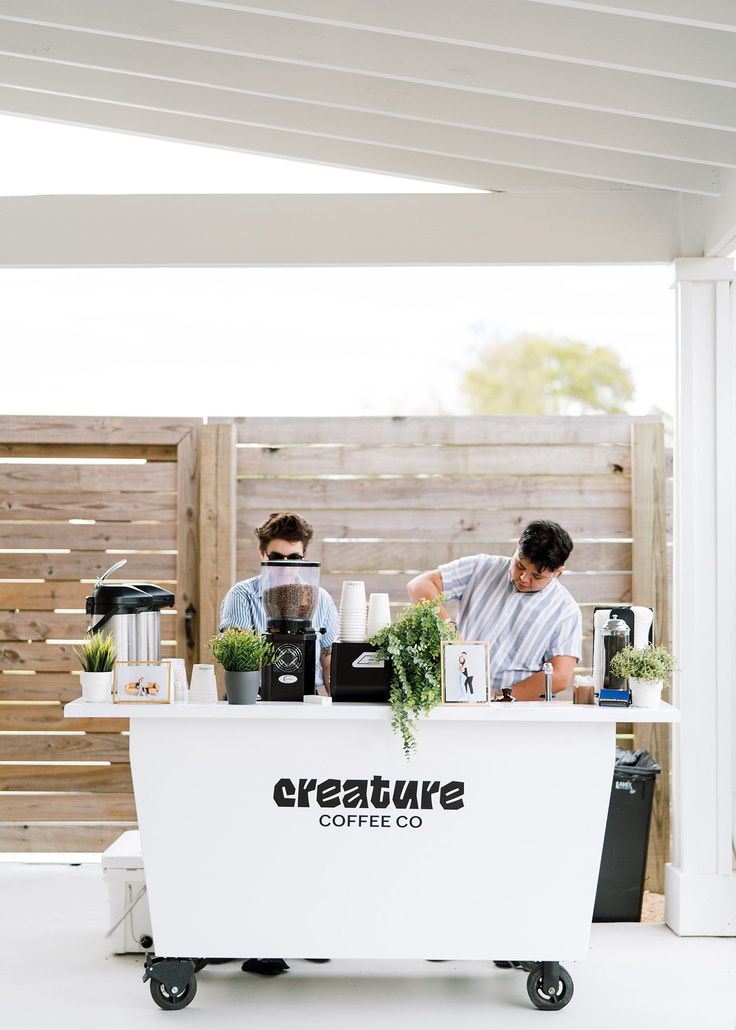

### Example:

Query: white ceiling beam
xmin=0 ymin=60 xmax=721 ymax=194
xmin=527 ymin=0 xmax=736 ymax=32
xmin=0 ymin=192 xmax=703 ymax=266
xmin=693 ymin=168 xmax=736 ymax=256
xmin=0 ymin=86 xmax=640 ymax=193
xmin=167 ymin=0 xmax=736 ymax=85
xmin=1 ymin=0 xmax=735 ymax=129
xmin=2 ymin=21 xmax=734 ymax=166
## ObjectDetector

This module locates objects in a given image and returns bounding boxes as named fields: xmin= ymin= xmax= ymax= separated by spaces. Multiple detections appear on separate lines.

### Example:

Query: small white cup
xmin=340 ymin=580 xmax=367 ymax=612
xmin=366 ymin=593 xmax=391 ymax=636
xmin=189 ymin=663 xmax=218 ymax=704
xmin=80 ymin=671 xmax=113 ymax=703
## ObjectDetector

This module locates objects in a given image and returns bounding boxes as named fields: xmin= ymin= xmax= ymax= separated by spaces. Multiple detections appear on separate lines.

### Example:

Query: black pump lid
xmin=85 ymin=583 xmax=152 ymax=616
xmin=134 ymin=584 xmax=176 ymax=610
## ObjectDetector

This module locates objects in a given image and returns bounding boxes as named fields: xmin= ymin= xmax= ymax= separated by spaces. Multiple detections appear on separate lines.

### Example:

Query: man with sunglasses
xmin=219 ymin=511 xmax=339 ymax=692
xmin=407 ymin=520 xmax=581 ymax=700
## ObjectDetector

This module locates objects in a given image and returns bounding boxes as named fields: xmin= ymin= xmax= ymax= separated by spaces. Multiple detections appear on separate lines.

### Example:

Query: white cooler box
xmin=102 ymin=830 xmax=153 ymax=954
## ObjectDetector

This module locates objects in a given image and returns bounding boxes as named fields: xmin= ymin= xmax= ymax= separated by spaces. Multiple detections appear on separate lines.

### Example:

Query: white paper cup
xmin=366 ymin=593 xmax=391 ymax=636
xmin=340 ymin=580 xmax=367 ymax=611
xmin=189 ymin=663 xmax=218 ymax=703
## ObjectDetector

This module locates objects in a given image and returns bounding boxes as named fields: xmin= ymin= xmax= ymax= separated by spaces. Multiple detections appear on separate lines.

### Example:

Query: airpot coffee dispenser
xmin=260 ymin=559 xmax=321 ymax=701
xmin=86 ymin=559 xmax=175 ymax=661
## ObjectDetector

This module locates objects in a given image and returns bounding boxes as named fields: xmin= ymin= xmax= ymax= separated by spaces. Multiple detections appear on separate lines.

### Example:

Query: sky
xmin=0 ymin=114 xmax=676 ymax=419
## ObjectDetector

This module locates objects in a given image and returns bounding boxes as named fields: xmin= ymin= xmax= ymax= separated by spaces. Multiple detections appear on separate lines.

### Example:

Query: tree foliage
xmin=462 ymin=334 xmax=635 ymax=415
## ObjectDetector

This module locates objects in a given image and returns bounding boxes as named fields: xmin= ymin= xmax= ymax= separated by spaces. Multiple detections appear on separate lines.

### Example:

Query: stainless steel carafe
xmin=86 ymin=560 xmax=174 ymax=661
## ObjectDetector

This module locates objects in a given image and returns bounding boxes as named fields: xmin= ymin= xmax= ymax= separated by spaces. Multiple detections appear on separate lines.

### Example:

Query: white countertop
xmin=64 ymin=698 xmax=679 ymax=723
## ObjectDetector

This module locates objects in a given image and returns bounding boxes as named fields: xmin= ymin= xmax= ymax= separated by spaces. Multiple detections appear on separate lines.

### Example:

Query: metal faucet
xmin=542 ymin=662 xmax=554 ymax=702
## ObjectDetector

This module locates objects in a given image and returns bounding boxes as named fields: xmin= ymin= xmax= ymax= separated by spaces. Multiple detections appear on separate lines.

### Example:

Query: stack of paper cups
xmin=339 ymin=580 xmax=367 ymax=641
xmin=366 ymin=593 xmax=391 ymax=638
xmin=188 ymin=663 xmax=218 ymax=703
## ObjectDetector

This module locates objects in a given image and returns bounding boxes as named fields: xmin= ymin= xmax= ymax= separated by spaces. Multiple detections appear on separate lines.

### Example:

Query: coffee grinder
xmin=260 ymin=559 xmax=321 ymax=701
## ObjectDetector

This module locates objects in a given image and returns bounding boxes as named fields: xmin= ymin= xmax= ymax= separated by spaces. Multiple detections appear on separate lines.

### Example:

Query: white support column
xmin=666 ymin=257 xmax=736 ymax=935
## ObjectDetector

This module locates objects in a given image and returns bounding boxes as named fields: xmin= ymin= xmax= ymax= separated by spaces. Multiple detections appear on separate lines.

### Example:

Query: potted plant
xmin=74 ymin=633 xmax=117 ymax=703
xmin=609 ymin=644 xmax=676 ymax=708
xmin=370 ymin=596 xmax=456 ymax=757
xmin=208 ymin=628 xmax=276 ymax=705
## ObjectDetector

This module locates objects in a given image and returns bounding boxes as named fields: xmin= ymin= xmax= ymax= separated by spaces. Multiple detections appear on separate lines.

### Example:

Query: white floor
xmin=2 ymin=862 xmax=734 ymax=1030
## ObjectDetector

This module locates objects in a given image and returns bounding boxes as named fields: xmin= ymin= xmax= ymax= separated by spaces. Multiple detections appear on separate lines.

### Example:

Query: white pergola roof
xmin=0 ymin=0 xmax=735 ymax=264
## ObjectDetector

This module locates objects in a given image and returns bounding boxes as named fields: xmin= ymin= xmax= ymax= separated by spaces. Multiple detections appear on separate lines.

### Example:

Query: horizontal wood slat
xmin=0 ymin=822 xmax=137 ymax=851
xmin=0 ymin=552 xmax=176 ymax=581
xmin=0 ymin=610 xmax=176 ymax=642
xmin=0 ymin=582 xmax=106 ymax=611
xmin=0 ymin=735 xmax=130 ymax=762
xmin=238 ymin=444 xmax=631 ymax=477
xmin=0 ymin=416 xmax=198 ymax=446
xmin=0 ymin=794 xmax=137 ymax=820
xmin=227 ymin=415 xmax=657 ymax=446
xmin=0 ymin=764 xmax=133 ymax=792
xmin=0 ymin=464 xmax=176 ymax=492
xmin=0 ymin=642 xmax=176 ymax=671
xmin=0 ymin=492 xmax=177 ymax=521
xmin=0 ymin=521 xmax=176 ymax=550
xmin=285 ymin=541 xmax=633 ymax=573
xmin=0 ymin=706 xmax=127 ymax=733
xmin=0 ymin=444 xmax=176 ymax=460
xmin=1 ymin=673 xmax=83 ymax=702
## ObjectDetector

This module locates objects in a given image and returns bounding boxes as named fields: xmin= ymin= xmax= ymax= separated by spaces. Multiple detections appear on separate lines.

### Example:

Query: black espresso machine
xmin=260 ymin=558 xmax=322 ymax=701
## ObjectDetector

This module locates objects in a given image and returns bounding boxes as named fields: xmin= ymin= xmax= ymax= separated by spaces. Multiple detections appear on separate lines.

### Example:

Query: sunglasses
xmin=266 ymin=551 xmax=304 ymax=561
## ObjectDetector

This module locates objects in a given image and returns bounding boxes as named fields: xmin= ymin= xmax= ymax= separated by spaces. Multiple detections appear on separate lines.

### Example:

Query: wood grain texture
xmin=0 ymin=705 xmax=127 ymax=733
xmin=0 ymin=763 xmax=133 ymax=792
xmin=0 ymin=415 xmax=197 ymax=446
xmin=0 ymin=793 xmax=137 ymax=821
xmin=0 ymin=463 xmax=176 ymax=492
xmin=0 ymin=672 xmax=81 ymax=701
xmin=0 ymin=610 xmax=176 ymax=642
xmin=0 ymin=821 xmax=137 ymax=851
xmin=237 ymin=443 xmax=631 ymax=476
xmin=0 ymin=582 xmax=107 ymax=611
xmin=0 ymin=491 xmax=177 ymax=521
xmin=0 ymin=734 xmax=130 ymax=762
xmin=630 ymin=421 xmax=670 ymax=895
xmin=0 ymin=521 xmax=176 ymax=550
xmin=177 ymin=427 xmax=200 ymax=673
xmin=0 ymin=552 xmax=176 ymax=581
xmin=226 ymin=415 xmax=657 ymax=446
xmin=0 ymin=641 xmax=175 ymax=671
xmin=199 ymin=424 xmax=236 ymax=696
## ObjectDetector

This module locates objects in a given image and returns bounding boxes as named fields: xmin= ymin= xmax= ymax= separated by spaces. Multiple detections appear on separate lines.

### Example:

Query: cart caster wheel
xmin=526 ymin=964 xmax=573 ymax=1010
xmin=150 ymin=974 xmax=197 ymax=1011
xmin=139 ymin=935 xmax=153 ymax=950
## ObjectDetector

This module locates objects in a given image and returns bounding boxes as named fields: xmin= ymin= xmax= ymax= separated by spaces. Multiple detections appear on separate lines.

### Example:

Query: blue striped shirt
xmin=219 ymin=576 xmax=339 ymax=686
xmin=439 ymin=554 xmax=582 ymax=693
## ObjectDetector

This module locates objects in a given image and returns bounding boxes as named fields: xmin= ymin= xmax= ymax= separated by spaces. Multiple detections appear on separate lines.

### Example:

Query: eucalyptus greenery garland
xmin=370 ymin=596 xmax=456 ymax=758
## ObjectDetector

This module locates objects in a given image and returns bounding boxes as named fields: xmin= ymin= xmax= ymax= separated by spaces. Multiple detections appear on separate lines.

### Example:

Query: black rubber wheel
xmin=149 ymin=974 xmax=197 ymax=1011
xmin=139 ymin=935 xmax=153 ymax=950
xmin=526 ymin=964 xmax=573 ymax=1010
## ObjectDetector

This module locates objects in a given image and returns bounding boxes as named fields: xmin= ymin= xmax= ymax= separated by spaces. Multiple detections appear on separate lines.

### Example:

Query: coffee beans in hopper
xmin=264 ymin=584 xmax=318 ymax=620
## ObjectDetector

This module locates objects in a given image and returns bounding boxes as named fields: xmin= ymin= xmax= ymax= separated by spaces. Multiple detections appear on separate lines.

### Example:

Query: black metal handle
xmin=184 ymin=603 xmax=196 ymax=649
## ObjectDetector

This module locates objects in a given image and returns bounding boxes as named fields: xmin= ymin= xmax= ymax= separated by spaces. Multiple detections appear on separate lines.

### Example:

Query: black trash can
xmin=593 ymin=747 xmax=661 ymax=922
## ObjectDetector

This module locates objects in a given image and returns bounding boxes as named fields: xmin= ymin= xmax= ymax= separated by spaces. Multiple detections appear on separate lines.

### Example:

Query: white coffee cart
xmin=64 ymin=698 xmax=678 ymax=1011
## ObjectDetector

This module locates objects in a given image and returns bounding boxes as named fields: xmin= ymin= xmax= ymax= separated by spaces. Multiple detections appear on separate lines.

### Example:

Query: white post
xmin=666 ymin=257 xmax=736 ymax=935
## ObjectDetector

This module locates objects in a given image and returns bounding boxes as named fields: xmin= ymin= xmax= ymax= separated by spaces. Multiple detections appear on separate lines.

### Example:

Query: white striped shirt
xmin=219 ymin=576 xmax=339 ymax=686
xmin=439 ymin=554 xmax=582 ymax=693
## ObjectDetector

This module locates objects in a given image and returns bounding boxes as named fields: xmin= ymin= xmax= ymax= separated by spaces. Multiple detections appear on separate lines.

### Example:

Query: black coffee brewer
xmin=260 ymin=559 xmax=322 ymax=701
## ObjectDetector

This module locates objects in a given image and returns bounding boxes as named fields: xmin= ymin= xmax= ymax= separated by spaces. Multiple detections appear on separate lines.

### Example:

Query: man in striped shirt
xmin=407 ymin=520 xmax=581 ymax=700
xmin=219 ymin=512 xmax=339 ymax=693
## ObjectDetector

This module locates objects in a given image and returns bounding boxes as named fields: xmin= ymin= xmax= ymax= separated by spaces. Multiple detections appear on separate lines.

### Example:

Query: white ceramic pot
xmin=80 ymin=670 xmax=114 ymax=703
xmin=629 ymin=677 xmax=663 ymax=708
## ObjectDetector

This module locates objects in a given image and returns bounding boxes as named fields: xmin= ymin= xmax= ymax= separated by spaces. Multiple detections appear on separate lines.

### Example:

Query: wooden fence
xmin=1 ymin=415 xmax=670 ymax=889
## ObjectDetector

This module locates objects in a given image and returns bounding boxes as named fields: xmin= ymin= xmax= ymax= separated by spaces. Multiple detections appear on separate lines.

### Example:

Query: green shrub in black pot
xmin=208 ymin=627 xmax=276 ymax=705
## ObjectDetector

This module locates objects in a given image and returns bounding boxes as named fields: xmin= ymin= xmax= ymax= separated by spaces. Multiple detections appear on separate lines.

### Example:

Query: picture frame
xmin=441 ymin=641 xmax=491 ymax=705
xmin=113 ymin=661 xmax=172 ymax=704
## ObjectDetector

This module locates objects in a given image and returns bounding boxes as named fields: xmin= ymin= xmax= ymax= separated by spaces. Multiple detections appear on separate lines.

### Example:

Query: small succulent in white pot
xmin=609 ymin=644 xmax=676 ymax=708
xmin=74 ymin=633 xmax=117 ymax=703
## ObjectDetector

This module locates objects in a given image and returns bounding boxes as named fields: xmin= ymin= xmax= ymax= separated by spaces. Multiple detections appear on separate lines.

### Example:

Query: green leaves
xmin=74 ymin=633 xmax=117 ymax=673
xmin=208 ymin=627 xmax=276 ymax=672
xmin=609 ymin=644 xmax=676 ymax=683
xmin=370 ymin=597 xmax=456 ymax=758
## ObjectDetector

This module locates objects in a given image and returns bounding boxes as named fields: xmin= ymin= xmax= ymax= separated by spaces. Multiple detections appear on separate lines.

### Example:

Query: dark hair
xmin=254 ymin=512 xmax=314 ymax=552
xmin=518 ymin=520 xmax=573 ymax=571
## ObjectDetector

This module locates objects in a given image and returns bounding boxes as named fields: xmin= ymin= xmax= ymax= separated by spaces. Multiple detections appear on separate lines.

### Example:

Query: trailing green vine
xmin=370 ymin=596 xmax=456 ymax=758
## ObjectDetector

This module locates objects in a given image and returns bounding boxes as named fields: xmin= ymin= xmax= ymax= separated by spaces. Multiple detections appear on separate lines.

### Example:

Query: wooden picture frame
xmin=441 ymin=641 xmax=491 ymax=705
xmin=113 ymin=660 xmax=172 ymax=703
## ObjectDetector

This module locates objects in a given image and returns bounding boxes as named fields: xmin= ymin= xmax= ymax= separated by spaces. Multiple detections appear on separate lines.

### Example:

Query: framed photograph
xmin=441 ymin=641 xmax=491 ymax=705
xmin=113 ymin=661 xmax=171 ymax=704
